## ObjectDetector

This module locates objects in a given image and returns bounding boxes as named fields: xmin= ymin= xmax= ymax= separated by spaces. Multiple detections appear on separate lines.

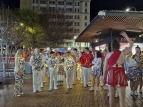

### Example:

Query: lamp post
xmin=126 ymin=7 xmax=136 ymax=11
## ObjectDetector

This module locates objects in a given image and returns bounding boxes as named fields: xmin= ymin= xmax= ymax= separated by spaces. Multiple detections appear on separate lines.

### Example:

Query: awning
xmin=75 ymin=10 xmax=143 ymax=43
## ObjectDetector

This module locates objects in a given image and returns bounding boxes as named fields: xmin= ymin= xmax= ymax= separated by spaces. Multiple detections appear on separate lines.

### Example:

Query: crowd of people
xmin=13 ymin=32 xmax=143 ymax=107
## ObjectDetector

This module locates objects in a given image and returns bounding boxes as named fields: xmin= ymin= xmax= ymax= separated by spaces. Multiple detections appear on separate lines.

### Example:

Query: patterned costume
xmin=14 ymin=57 xmax=25 ymax=97
xmin=92 ymin=58 xmax=102 ymax=76
xmin=57 ymin=57 xmax=65 ymax=85
xmin=64 ymin=57 xmax=75 ymax=88
xmin=134 ymin=54 xmax=142 ymax=76
xmin=126 ymin=66 xmax=140 ymax=82
xmin=47 ymin=58 xmax=58 ymax=90
xmin=72 ymin=53 xmax=79 ymax=83
xmin=29 ymin=54 xmax=44 ymax=92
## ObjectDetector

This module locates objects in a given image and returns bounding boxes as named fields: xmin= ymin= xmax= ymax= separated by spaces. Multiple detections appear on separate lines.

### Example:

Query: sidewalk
xmin=0 ymin=74 xmax=142 ymax=107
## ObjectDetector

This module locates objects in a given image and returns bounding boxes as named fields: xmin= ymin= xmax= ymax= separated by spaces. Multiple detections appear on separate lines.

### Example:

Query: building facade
xmin=20 ymin=0 xmax=91 ymax=50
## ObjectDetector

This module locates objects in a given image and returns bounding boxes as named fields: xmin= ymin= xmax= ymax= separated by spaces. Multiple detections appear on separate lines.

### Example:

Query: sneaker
xmin=67 ymin=86 xmax=70 ymax=89
xmin=89 ymin=87 xmax=95 ymax=91
xmin=33 ymin=90 xmax=36 ymax=93
xmin=73 ymin=83 xmax=75 ymax=85
xmin=49 ymin=88 xmax=52 ymax=91
xmin=17 ymin=94 xmax=21 ymax=97
xmin=115 ymin=92 xmax=119 ymax=97
xmin=130 ymin=91 xmax=134 ymax=96
xmin=139 ymin=89 xmax=142 ymax=93
xmin=21 ymin=93 xmax=24 ymax=95
xmin=70 ymin=86 xmax=72 ymax=89
xmin=96 ymin=87 xmax=99 ymax=92
xmin=103 ymin=86 xmax=108 ymax=90
xmin=87 ymin=84 xmax=91 ymax=87
xmin=38 ymin=89 xmax=42 ymax=92
xmin=54 ymin=87 xmax=58 ymax=90
xmin=134 ymin=90 xmax=138 ymax=96
xmin=84 ymin=85 xmax=87 ymax=88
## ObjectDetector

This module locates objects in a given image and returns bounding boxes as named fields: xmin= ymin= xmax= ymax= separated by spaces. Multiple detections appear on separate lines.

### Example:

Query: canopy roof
xmin=75 ymin=10 xmax=143 ymax=43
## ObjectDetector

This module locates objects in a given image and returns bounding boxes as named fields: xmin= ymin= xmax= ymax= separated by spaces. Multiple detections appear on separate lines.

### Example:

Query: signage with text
xmin=121 ymin=38 xmax=136 ymax=42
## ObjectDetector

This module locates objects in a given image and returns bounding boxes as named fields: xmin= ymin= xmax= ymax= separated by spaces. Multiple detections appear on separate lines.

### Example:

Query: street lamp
xmin=126 ymin=7 xmax=136 ymax=11
xmin=74 ymin=36 xmax=77 ymax=39
xmin=20 ymin=23 xmax=24 ymax=26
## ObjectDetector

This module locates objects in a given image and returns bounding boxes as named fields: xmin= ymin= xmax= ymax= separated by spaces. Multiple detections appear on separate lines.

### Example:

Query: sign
xmin=121 ymin=38 xmax=136 ymax=42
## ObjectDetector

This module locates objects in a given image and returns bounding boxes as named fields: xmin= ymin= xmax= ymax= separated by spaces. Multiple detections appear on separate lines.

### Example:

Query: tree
xmin=39 ymin=10 xmax=74 ymax=48
xmin=16 ymin=8 xmax=45 ymax=48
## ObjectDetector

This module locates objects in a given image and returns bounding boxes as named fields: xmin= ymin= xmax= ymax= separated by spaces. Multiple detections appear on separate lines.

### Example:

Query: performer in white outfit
xmin=29 ymin=48 xmax=45 ymax=93
xmin=47 ymin=51 xmax=58 ymax=90
xmin=40 ymin=49 xmax=47 ymax=88
xmin=72 ymin=48 xmax=79 ymax=84
xmin=46 ymin=51 xmax=51 ymax=77
xmin=65 ymin=52 xmax=75 ymax=89
xmin=57 ymin=52 xmax=65 ymax=85
xmin=14 ymin=49 xmax=25 ymax=97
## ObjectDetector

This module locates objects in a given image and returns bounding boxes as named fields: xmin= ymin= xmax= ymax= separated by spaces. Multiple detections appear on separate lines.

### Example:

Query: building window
xmin=66 ymin=8 xmax=72 ymax=12
xmin=33 ymin=0 xmax=35 ymax=3
xmin=66 ymin=15 xmax=73 ymax=19
xmin=40 ymin=0 xmax=47 ymax=4
xmin=40 ymin=7 xmax=47 ymax=11
xmin=58 ymin=8 xmax=64 ymax=12
xmin=66 ymin=2 xmax=72 ymax=5
xmin=77 ymin=22 xmax=80 ymax=26
xmin=74 ymin=29 xmax=76 ymax=33
xmin=85 ymin=22 xmax=87 ymax=27
xmin=85 ymin=16 xmax=87 ymax=20
xmin=78 ymin=8 xmax=79 ymax=12
xmin=58 ymin=1 xmax=64 ymax=5
xmin=77 ymin=29 xmax=80 ymax=33
xmin=36 ymin=0 xmax=38 ymax=3
xmin=85 ymin=2 xmax=87 ymax=6
xmin=74 ymin=43 xmax=76 ymax=46
xmin=49 ymin=7 xmax=56 ymax=11
xmin=77 ymin=15 xmax=80 ymax=19
xmin=49 ymin=1 xmax=55 ymax=5
xmin=75 ymin=2 xmax=79 ymax=6
xmin=36 ymin=6 xmax=38 ymax=10
xmin=85 ymin=9 xmax=87 ymax=13
xmin=74 ymin=22 xmax=76 ymax=26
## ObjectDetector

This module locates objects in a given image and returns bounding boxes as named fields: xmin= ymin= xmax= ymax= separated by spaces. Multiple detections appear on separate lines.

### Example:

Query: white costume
xmin=64 ymin=57 xmax=75 ymax=89
xmin=29 ymin=54 xmax=44 ymax=92
xmin=72 ymin=53 xmax=79 ymax=84
xmin=40 ymin=53 xmax=46 ymax=87
xmin=47 ymin=58 xmax=58 ymax=90
xmin=46 ymin=54 xmax=51 ymax=77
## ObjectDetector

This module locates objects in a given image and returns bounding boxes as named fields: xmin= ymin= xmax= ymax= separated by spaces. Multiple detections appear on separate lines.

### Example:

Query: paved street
xmin=0 ymin=74 xmax=143 ymax=107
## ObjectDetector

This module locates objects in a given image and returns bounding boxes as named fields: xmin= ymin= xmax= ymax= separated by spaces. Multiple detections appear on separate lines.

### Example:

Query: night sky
xmin=2 ymin=0 xmax=143 ymax=21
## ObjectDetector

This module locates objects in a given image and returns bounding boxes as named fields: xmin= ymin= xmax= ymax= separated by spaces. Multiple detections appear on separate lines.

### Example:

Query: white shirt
xmin=92 ymin=57 xmax=102 ymax=67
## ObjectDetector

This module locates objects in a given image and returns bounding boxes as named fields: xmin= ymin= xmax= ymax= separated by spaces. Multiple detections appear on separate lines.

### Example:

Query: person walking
xmin=103 ymin=32 xmax=133 ymax=107
xmin=29 ymin=48 xmax=45 ymax=93
xmin=14 ymin=49 xmax=25 ymax=97
xmin=47 ymin=51 xmax=58 ymax=90
xmin=133 ymin=46 xmax=143 ymax=93
xmin=126 ymin=51 xmax=140 ymax=95
xmin=65 ymin=52 xmax=75 ymax=89
xmin=90 ymin=51 xmax=102 ymax=91
xmin=80 ymin=47 xmax=94 ymax=87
